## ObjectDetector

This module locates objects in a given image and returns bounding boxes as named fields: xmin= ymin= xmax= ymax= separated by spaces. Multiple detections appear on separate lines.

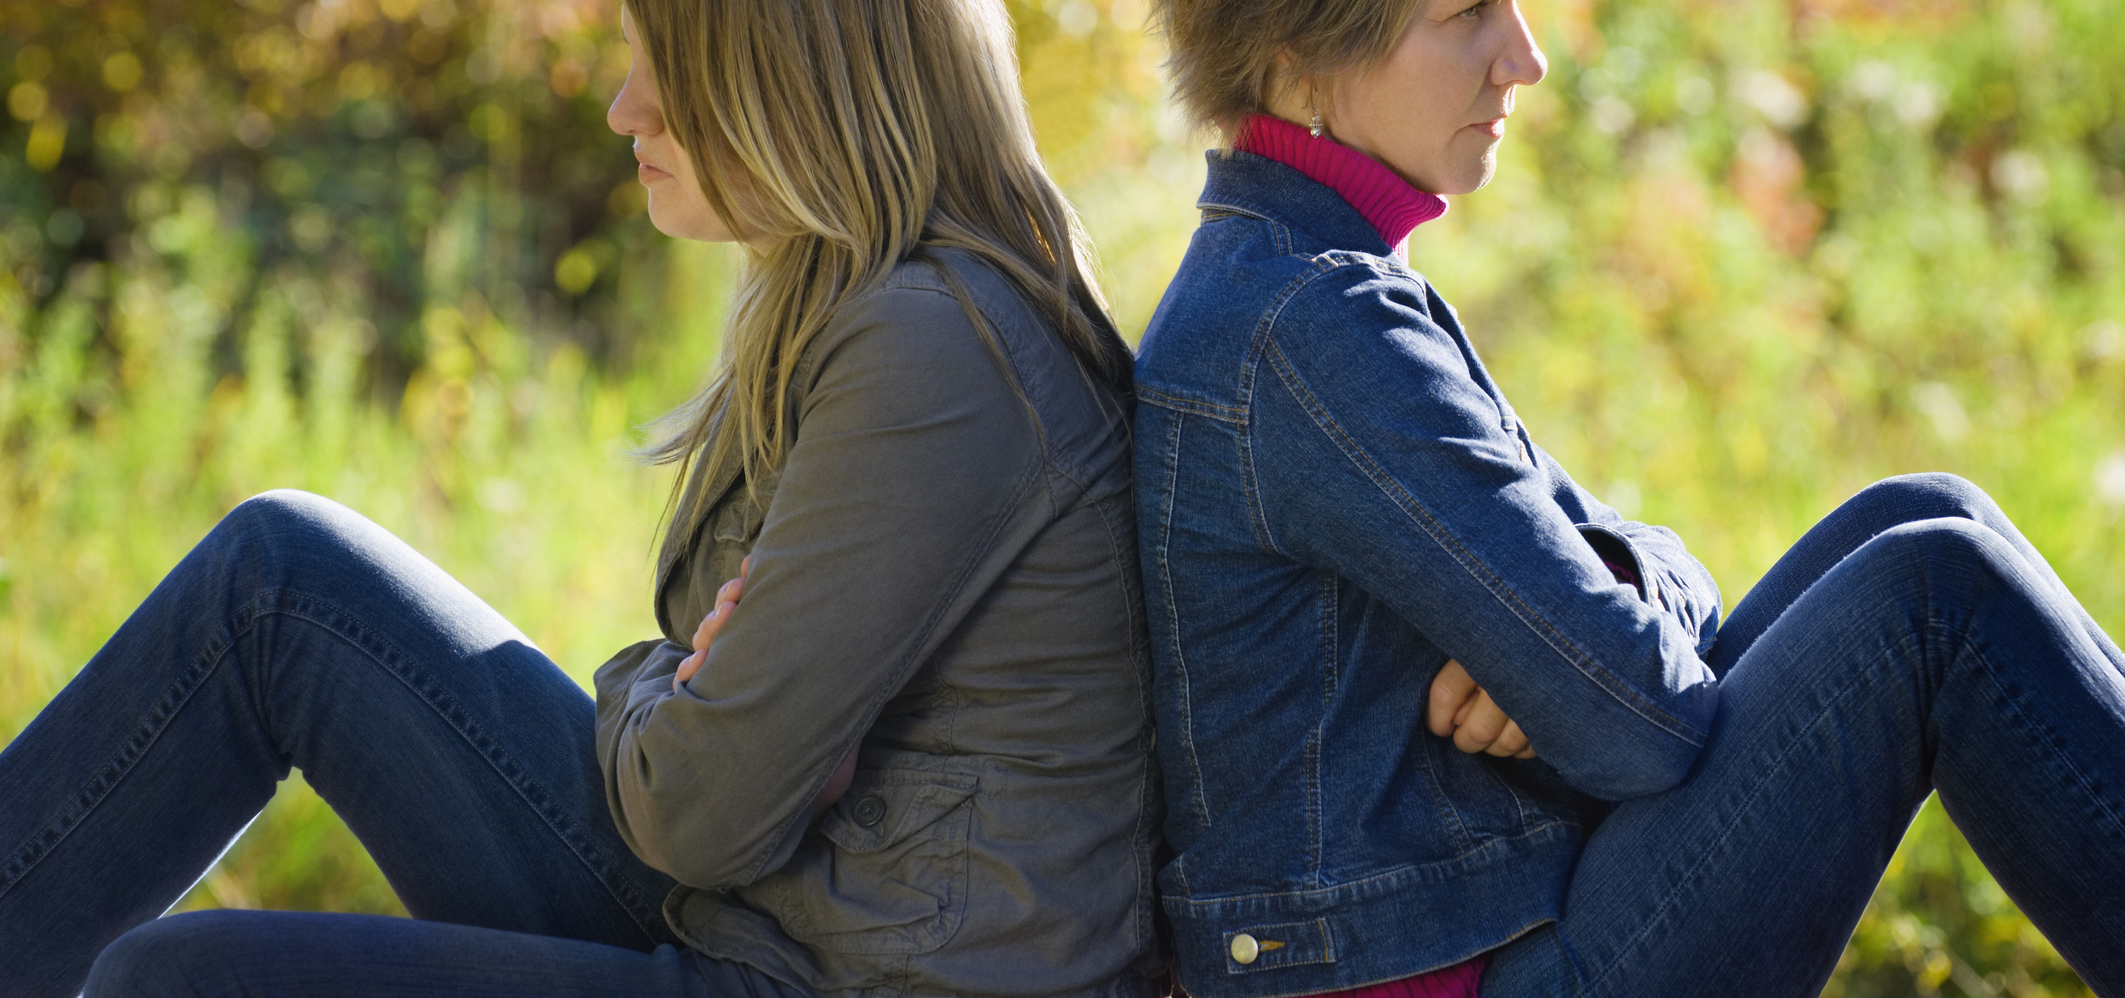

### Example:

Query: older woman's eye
xmin=1458 ymin=0 xmax=1496 ymax=17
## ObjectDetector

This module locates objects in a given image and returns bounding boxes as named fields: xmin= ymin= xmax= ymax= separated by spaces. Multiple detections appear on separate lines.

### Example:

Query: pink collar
xmin=1232 ymin=114 xmax=1447 ymax=248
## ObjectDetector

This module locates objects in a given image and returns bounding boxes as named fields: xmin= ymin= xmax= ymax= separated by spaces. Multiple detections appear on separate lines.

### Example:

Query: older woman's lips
xmin=1476 ymin=118 xmax=1507 ymax=138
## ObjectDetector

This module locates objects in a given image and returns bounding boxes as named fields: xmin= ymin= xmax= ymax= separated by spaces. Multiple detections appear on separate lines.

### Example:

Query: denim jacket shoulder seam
xmin=1239 ymin=255 xmax=1354 ymax=558
xmin=1257 ymin=333 xmax=1709 ymax=745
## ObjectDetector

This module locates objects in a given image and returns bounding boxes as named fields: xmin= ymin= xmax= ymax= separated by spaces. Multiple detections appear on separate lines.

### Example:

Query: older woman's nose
xmin=1496 ymin=3 xmax=1548 ymax=89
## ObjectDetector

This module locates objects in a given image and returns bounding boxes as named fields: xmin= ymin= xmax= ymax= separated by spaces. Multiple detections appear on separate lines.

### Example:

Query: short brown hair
xmin=1153 ymin=0 xmax=1421 ymax=128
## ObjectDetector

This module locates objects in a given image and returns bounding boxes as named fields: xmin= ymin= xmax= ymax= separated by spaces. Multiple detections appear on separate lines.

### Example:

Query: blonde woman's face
xmin=608 ymin=8 xmax=736 ymax=242
xmin=1324 ymin=0 xmax=1547 ymax=196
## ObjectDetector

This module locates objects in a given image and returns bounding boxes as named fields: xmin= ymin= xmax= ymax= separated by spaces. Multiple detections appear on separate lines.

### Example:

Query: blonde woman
xmin=0 ymin=1 xmax=1162 ymax=995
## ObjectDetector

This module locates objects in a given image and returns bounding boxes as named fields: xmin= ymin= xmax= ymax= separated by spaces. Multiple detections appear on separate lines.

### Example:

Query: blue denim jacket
xmin=1134 ymin=151 xmax=1724 ymax=997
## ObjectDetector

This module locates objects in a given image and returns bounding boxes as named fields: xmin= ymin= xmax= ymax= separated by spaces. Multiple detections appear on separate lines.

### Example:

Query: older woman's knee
xmin=1852 ymin=472 xmax=2001 ymax=524
xmin=1862 ymin=515 xmax=2024 ymax=589
xmin=84 ymin=914 xmax=236 ymax=997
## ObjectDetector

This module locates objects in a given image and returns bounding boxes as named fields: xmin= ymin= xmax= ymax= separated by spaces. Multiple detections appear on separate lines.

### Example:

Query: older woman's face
xmin=607 ymin=8 xmax=736 ymax=242
xmin=1325 ymin=0 xmax=1547 ymax=196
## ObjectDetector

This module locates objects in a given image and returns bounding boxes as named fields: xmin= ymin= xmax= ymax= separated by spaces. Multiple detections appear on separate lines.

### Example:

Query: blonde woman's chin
xmin=645 ymin=190 xmax=738 ymax=243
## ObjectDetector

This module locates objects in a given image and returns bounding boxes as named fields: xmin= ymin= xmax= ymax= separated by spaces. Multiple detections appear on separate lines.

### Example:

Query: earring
xmin=1308 ymin=89 xmax=1325 ymax=138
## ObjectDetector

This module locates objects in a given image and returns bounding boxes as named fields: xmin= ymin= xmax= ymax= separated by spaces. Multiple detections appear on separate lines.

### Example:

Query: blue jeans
xmin=0 ymin=491 xmax=809 ymax=998
xmin=1482 ymin=474 xmax=2125 ymax=996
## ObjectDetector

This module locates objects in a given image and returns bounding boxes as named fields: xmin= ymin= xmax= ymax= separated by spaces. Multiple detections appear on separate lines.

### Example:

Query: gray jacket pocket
xmin=751 ymin=768 xmax=979 ymax=956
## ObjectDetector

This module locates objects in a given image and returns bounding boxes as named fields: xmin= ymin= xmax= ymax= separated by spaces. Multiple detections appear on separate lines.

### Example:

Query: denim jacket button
xmin=853 ymin=794 xmax=887 ymax=827
xmin=1229 ymin=933 xmax=1260 ymax=965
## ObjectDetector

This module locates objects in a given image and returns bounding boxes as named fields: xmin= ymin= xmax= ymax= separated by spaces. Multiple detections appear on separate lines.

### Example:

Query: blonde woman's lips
xmin=635 ymin=152 xmax=674 ymax=182
xmin=1476 ymin=118 xmax=1506 ymax=138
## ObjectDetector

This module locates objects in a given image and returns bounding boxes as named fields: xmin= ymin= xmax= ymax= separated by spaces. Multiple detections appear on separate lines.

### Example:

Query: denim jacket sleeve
xmin=1533 ymin=442 xmax=1723 ymax=658
xmin=1250 ymin=259 xmax=1719 ymax=800
xmin=593 ymin=285 xmax=1046 ymax=888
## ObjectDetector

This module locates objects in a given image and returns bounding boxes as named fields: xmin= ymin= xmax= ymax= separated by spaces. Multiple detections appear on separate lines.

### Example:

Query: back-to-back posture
xmin=0 ymin=1 xmax=1164 ymax=995
xmin=1134 ymin=1 xmax=2125 ymax=996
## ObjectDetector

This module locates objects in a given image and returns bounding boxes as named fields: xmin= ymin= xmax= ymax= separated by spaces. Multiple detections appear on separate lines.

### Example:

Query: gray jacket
xmin=594 ymin=250 xmax=1163 ymax=998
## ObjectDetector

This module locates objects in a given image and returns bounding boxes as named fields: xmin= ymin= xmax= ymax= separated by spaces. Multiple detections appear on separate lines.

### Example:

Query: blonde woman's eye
xmin=1458 ymin=0 xmax=1494 ymax=17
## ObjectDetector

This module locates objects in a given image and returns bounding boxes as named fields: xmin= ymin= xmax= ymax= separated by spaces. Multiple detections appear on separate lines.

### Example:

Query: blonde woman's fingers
xmin=690 ymin=599 xmax=737 ymax=652
xmin=672 ymin=648 xmax=707 ymax=691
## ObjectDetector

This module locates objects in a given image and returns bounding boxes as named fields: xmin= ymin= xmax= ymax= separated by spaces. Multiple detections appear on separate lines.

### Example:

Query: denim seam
xmin=1575 ymin=634 xmax=1905 ymax=996
xmin=1961 ymin=633 xmax=2125 ymax=839
xmin=1236 ymin=349 xmax=1274 ymax=555
xmin=1238 ymin=255 xmax=1348 ymax=559
xmin=1256 ymin=317 xmax=1707 ymax=744
xmin=1157 ymin=412 xmax=1214 ymax=844
xmin=1310 ymin=573 xmax=1336 ymax=887
xmin=248 ymin=589 xmax=673 ymax=940
xmin=1417 ymin=727 xmax=1476 ymax=853
xmin=0 ymin=610 xmax=246 ymax=902
xmin=1165 ymin=819 xmax=1575 ymax=907
xmin=1137 ymin=386 xmax=1245 ymax=423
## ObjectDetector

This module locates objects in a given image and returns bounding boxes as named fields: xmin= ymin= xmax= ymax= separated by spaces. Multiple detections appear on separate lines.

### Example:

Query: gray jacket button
xmin=853 ymin=794 xmax=887 ymax=827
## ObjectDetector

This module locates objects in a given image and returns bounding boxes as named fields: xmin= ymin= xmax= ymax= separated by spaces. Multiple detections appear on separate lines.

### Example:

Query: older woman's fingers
xmin=1428 ymin=659 xmax=1479 ymax=738
xmin=1485 ymin=720 xmax=1529 ymax=758
xmin=1453 ymin=690 xmax=1512 ymax=754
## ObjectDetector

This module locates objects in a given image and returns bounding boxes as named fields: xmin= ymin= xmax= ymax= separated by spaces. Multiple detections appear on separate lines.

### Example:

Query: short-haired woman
xmin=0 ymin=2 xmax=1162 ymax=995
xmin=1135 ymin=1 xmax=2125 ymax=996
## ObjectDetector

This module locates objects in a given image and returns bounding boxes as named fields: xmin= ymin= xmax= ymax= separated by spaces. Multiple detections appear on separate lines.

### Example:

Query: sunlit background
xmin=4 ymin=0 xmax=2122 ymax=994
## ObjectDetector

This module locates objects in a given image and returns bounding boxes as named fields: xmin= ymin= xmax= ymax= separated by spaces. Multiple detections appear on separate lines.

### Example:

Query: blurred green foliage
xmin=2 ymin=0 xmax=2119 ymax=995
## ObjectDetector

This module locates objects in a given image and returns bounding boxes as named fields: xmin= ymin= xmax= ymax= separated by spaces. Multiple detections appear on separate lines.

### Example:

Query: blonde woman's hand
xmin=1427 ymin=659 xmax=1536 ymax=759
xmin=675 ymin=556 xmax=748 ymax=691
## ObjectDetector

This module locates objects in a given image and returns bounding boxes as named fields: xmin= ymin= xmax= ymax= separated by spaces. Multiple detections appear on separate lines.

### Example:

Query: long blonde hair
xmin=628 ymin=0 xmax=1131 ymax=534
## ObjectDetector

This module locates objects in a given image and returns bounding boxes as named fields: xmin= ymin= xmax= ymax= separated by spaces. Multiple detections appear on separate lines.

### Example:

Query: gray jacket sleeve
xmin=593 ymin=285 xmax=1046 ymax=889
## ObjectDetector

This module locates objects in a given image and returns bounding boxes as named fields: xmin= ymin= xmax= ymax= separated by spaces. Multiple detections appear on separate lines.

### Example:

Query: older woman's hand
xmin=1427 ymin=659 xmax=1536 ymax=759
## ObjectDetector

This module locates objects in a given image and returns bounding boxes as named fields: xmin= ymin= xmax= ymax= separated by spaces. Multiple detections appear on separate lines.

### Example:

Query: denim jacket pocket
xmin=755 ymin=768 xmax=980 ymax=956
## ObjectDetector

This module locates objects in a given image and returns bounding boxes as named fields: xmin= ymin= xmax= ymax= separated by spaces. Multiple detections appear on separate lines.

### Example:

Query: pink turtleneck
xmin=1232 ymin=113 xmax=1449 ymax=248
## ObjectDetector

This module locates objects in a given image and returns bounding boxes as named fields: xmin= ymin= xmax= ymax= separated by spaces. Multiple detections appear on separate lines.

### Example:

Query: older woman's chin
xmin=1434 ymin=150 xmax=1503 ymax=197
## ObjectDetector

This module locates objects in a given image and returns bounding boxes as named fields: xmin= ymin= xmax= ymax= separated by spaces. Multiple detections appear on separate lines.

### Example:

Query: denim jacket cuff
xmin=1576 ymin=523 xmax=1650 ymax=603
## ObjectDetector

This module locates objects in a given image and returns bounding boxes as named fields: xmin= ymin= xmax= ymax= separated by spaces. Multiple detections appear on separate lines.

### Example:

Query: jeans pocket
xmin=755 ymin=768 xmax=979 ymax=956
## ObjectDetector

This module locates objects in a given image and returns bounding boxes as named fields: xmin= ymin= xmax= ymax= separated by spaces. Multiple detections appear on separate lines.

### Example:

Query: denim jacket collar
xmin=1197 ymin=149 xmax=1396 ymax=259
